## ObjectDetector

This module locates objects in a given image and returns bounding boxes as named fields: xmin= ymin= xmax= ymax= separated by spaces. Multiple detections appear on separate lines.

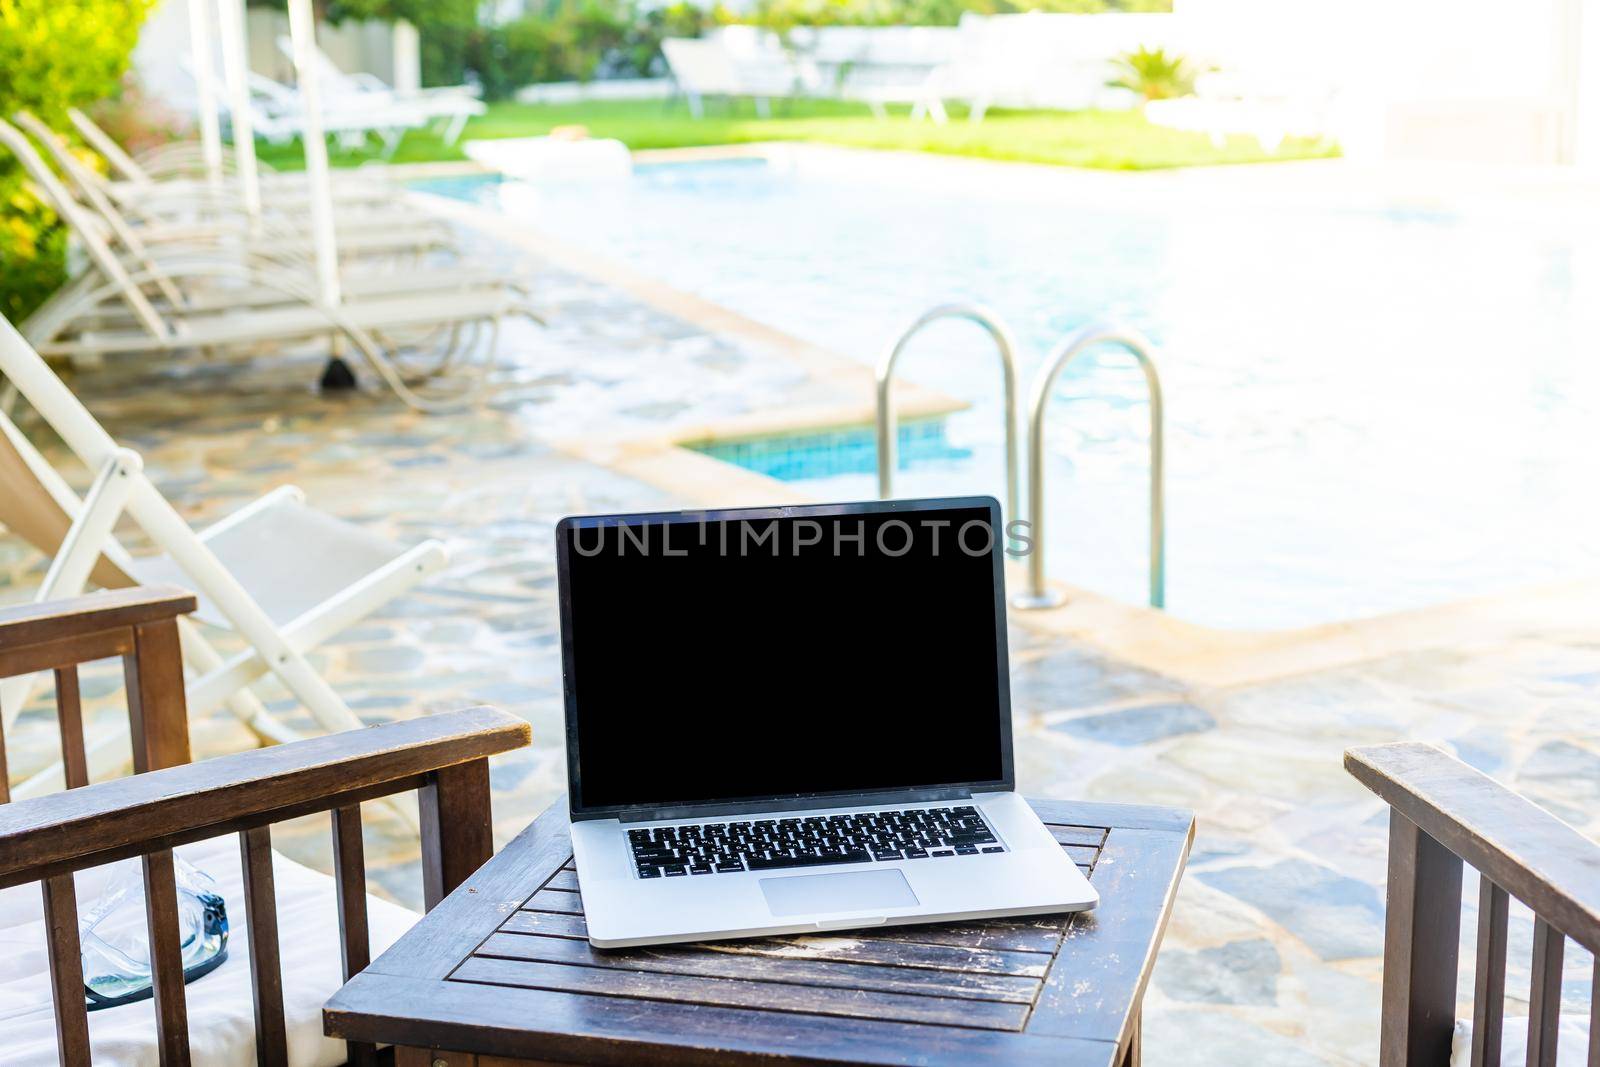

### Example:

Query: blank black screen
xmin=561 ymin=505 xmax=1008 ymax=812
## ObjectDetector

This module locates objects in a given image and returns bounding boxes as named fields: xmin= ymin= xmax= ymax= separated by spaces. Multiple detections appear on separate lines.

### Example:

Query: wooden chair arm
xmin=0 ymin=705 xmax=530 ymax=889
xmin=1346 ymin=741 xmax=1600 ymax=953
xmin=0 ymin=585 xmax=195 ymax=676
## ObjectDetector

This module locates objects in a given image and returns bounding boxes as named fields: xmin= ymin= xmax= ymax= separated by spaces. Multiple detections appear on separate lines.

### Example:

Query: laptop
xmin=555 ymin=496 xmax=1097 ymax=948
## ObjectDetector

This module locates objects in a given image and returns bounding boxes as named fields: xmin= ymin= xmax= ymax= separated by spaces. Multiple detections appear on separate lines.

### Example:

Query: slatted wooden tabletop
xmin=325 ymin=797 xmax=1194 ymax=1067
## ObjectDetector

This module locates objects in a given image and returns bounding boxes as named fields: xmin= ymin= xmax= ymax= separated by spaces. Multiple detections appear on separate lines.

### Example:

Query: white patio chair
xmin=0 ymin=117 xmax=532 ymax=410
xmin=273 ymin=36 xmax=486 ymax=145
xmin=0 ymin=313 xmax=450 ymax=801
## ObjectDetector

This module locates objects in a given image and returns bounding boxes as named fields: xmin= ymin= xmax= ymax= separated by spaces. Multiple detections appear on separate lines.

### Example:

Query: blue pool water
xmin=690 ymin=419 xmax=969 ymax=482
xmin=419 ymin=157 xmax=1600 ymax=629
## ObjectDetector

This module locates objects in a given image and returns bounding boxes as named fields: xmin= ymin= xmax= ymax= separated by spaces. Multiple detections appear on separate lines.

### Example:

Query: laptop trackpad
xmin=759 ymin=869 xmax=919 ymax=917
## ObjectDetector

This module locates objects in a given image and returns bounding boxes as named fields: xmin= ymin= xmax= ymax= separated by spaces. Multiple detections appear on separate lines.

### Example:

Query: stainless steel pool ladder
xmin=1012 ymin=322 xmax=1165 ymax=611
xmin=875 ymin=304 xmax=1021 ymax=533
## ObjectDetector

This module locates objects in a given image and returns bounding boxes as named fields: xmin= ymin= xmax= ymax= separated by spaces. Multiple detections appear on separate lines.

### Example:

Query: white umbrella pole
xmin=286 ymin=0 xmax=342 ymax=308
xmin=215 ymin=0 xmax=261 ymax=228
xmin=184 ymin=0 xmax=225 ymax=188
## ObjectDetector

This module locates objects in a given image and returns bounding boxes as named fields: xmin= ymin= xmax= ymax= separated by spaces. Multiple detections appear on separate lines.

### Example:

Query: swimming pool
xmin=419 ymin=152 xmax=1600 ymax=629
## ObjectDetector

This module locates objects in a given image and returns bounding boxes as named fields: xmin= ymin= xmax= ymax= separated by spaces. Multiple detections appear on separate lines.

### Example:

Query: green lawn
xmin=253 ymin=98 xmax=1338 ymax=172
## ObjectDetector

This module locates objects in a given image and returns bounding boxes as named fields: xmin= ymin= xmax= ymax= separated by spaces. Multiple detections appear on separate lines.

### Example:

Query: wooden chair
xmin=0 ymin=585 xmax=530 ymax=1065
xmin=1347 ymin=742 xmax=1600 ymax=1066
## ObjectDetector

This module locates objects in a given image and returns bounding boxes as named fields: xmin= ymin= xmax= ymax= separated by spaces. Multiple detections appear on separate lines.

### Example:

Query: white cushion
xmin=0 ymin=835 xmax=418 ymax=1066
xmin=1452 ymin=1016 xmax=1593 ymax=1066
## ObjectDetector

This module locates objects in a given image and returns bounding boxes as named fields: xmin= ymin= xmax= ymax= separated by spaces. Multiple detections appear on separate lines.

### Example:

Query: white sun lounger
xmin=64 ymin=106 xmax=401 ymax=213
xmin=1 ymin=117 xmax=531 ymax=410
xmin=274 ymin=36 xmax=486 ymax=146
xmin=16 ymin=111 xmax=457 ymax=263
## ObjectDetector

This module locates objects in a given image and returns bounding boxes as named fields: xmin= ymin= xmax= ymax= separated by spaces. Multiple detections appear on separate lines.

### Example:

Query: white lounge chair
xmin=274 ymin=36 xmax=486 ymax=146
xmin=16 ymin=110 xmax=457 ymax=265
xmin=241 ymin=66 xmax=433 ymax=157
xmin=0 ymin=314 xmax=450 ymax=800
xmin=661 ymin=38 xmax=744 ymax=119
xmin=0 ymin=117 xmax=529 ymax=410
xmin=661 ymin=36 xmax=818 ymax=119
xmin=66 ymin=105 xmax=400 ymax=213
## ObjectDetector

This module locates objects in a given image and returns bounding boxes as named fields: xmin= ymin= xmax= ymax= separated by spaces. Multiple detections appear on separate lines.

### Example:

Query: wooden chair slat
xmin=331 ymin=804 xmax=377 ymax=1067
xmin=0 ymin=586 xmax=195 ymax=644
xmin=419 ymin=758 xmax=494 ymax=912
xmin=41 ymin=873 xmax=91 ymax=1066
xmin=0 ymin=626 xmax=133 ymax=678
xmin=1588 ymin=956 xmax=1598 ymax=1067
xmin=240 ymin=826 xmax=289 ymax=1067
xmin=123 ymin=619 xmax=190 ymax=773
xmin=449 ymin=954 xmax=1034 ymax=1031
xmin=142 ymin=849 xmax=192 ymax=1065
xmin=1527 ymin=918 xmax=1564 ymax=1067
xmin=477 ymin=931 xmax=1046 ymax=1004
xmin=1470 ymin=876 xmax=1509 ymax=1067
xmin=0 ymin=706 xmax=527 ymax=889
xmin=1379 ymin=812 xmax=1463 ymax=1067
xmin=0 ymin=689 xmax=11 ymax=805
xmin=53 ymin=665 xmax=88 ymax=789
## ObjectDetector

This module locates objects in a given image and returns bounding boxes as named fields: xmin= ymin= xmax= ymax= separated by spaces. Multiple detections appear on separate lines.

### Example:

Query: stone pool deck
xmin=3 ymin=213 xmax=1599 ymax=1065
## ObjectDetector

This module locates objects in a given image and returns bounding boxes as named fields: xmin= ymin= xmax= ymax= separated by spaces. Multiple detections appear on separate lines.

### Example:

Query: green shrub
xmin=446 ymin=0 xmax=714 ymax=100
xmin=0 ymin=0 xmax=154 ymax=323
xmin=1105 ymin=45 xmax=1196 ymax=102
xmin=744 ymin=0 xmax=1168 ymax=31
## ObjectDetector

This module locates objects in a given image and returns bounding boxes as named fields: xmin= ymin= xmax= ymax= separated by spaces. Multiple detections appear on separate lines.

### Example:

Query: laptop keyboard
xmin=628 ymin=805 xmax=1004 ymax=878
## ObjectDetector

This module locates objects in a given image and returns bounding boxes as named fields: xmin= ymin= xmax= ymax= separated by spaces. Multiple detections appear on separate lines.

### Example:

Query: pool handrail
xmin=1013 ymin=321 xmax=1165 ymax=611
xmin=875 ymin=304 xmax=1021 ymax=538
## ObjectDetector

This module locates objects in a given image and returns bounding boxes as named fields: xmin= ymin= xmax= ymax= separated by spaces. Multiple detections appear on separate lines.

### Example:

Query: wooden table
xmin=325 ymin=797 xmax=1194 ymax=1066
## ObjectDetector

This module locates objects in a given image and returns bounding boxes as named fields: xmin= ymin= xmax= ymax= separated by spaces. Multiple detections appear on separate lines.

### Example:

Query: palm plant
xmin=1106 ymin=46 xmax=1197 ymax=103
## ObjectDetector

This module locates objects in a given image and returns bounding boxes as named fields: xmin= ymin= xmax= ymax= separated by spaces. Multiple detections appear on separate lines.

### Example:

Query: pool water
xmin=419 ymin=158 xmax=1600 ymax=630
xmin=690 ymin=419 xmax=969 ymax=482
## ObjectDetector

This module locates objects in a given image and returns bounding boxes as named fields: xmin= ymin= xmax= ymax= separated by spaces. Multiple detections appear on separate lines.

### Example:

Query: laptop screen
xmin=557 ymin=499 xmax=1012 ymax=816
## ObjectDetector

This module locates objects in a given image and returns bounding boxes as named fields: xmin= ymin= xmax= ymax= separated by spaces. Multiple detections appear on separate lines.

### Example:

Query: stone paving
xmin=3 ymin=224 xmax=1599 ymax=1065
